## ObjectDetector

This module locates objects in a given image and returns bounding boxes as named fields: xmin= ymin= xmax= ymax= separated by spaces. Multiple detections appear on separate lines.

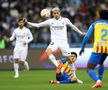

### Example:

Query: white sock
xmin=73 ymin=71 xmax=77 ymax=78
xmin=24 ymin=61 xmax=29 ymax=71
xmin=49 ymin=55 xmax=58 ymax=67
xmin=97 ymin=80 xmax=101 ymax=83
xmin=77 ymin=79 xmax=83 ymax=84
xmin=14 ymin=63 xmax=19 ymax=76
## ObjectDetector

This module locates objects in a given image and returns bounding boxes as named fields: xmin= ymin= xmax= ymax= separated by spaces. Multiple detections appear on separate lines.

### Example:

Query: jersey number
xmin=101 ymin=29 xmax=107 ymax=41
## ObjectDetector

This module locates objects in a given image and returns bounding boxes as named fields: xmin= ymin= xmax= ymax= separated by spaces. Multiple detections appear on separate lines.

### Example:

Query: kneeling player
xmin=49 ymin=52 xmax=83 ymax=84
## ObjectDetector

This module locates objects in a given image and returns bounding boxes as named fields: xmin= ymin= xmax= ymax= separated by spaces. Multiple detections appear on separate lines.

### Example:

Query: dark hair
xmin=71 ymin=52 xmax=77 ymax=58
xmin=18 ymin=18 xmax=24 ymax=22
xmin=99 ymin=10 xmax=108 ymax=20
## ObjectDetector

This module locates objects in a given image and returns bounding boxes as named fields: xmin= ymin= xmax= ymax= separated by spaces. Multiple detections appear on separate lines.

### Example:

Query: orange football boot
xmin=92 ymin=81 xmax=102 ymax=88
xmin=49 ymin=80 xmax=59 ymax=84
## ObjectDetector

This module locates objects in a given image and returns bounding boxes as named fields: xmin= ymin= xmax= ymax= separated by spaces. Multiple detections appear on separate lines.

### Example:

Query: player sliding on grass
xmin=79 ymin=10 xmax=108 ymax=88
xmin=7 ymin=18 xmax=33 ymax=78
xmin=26 ymin=7 xmax=85 ymax=67
xmin=50 ymin=52 xmax=83 ymax=84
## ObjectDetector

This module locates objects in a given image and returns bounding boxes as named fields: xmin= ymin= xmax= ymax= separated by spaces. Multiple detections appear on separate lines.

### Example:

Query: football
xmin=40 ymin=9 xmax=51 ymax=17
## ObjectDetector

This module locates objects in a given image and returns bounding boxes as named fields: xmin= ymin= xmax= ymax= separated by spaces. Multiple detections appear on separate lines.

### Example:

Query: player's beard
xmin=19 ymin=26 xmax=24 ymax=29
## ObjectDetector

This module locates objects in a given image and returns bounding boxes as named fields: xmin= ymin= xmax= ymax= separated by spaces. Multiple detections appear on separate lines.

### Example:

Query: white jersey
xmin=28 ymin=16 xmax=83 ymax=42
xmin=10 ymin=26 xmax=33 ymax=48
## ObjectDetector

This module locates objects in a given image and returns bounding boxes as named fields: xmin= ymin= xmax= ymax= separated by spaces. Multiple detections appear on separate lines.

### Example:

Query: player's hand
xmin=6 ymin=38 xmax=10 ymax=42
xmin=81 ymin=32 xmax=86 ymax=36
xmin=23 ymin=18 xmax=27 ymax=24
xmin=79 ymin=50 xmax=84 ymax=55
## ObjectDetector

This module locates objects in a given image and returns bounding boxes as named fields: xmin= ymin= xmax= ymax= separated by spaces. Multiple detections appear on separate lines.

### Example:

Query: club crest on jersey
xmin=50 ymin=42 xmax=54 ymax=45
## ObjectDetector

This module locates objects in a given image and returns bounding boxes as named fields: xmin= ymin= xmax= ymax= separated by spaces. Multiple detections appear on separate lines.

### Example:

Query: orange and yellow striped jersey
xmin=93 ymin=22 xmax=108 ymax=53
xmin=56 ymin=58 xmax=73 ymax=79
xmin=81 ymin=20 xmax=108 ymax=54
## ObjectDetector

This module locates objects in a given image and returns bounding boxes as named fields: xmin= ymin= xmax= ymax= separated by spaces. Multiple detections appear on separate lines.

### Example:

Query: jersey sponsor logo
xmin=52 ymin=26 xmax=64 ymax=30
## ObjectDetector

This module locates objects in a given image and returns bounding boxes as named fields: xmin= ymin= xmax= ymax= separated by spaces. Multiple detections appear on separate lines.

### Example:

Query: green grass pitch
xmin=0 ymin=69 xmax=107 ymax=90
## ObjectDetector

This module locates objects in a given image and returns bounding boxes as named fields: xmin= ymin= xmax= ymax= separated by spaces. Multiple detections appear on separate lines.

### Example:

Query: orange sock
xmin=40 ymin=48 xmax=61 ymax=61
xmin=40 ymin=52 xmax=47 ymax=61
xmin=56 ymin=63 xmax=63 ymax=74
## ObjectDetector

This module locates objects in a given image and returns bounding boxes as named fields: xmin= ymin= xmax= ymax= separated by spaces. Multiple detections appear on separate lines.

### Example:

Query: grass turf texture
xmin=0 ymin=69 xmax=107 ymax=90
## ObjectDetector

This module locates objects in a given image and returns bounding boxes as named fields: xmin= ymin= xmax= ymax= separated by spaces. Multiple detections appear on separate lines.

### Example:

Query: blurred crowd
xmin=0 ymin=0 xmax=108 ymax=49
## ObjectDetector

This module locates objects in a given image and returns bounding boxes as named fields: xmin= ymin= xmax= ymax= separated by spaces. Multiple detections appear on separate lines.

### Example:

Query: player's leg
xmin=87 ymin=52 xmax=102 ymax=81
xmin=58 ymin=41 xmax=71 ymax=57
xmin=14 ymin=59 xmax=19 ymax=78
xmin=46 ymin=42 xmax=59 ymax=67
xmin=98 ymin=54 xmax=107 ymax=80
xmin=92 ymin=54 xmax=108 ymax=88
xmin=13 ymin=49 xmax=20 ymax=78
xmin=87 ymin=63 xmax=102 ymax=88
xmin=40 ymin=48 xmax=61 ymax=61
xmin=72 ymin=70 xmax=83 ymax=84
xmin=70 ymin=64 xmax=83 ymax=84
xmin=49 ymin=71 xmax=62 ymax=84
xmin=59 ymin=78 xmax=72 ymax=84
xmin=98 ymin=63 xmax=104 ymax=80
xmin=56 ymin=72 xmax=77 ymax=84
xmin=50 ymin=72 xmax=73 ymax=84
xmin=87 ymin=52 xmax=103 ymax=88
xmin=20 ymin=48 xmax=29 ymax=71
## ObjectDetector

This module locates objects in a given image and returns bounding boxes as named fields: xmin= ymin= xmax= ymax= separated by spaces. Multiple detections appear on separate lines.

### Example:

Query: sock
xmin=56 ymin=63 xmax=63 ymax=73
xmin=24 ymin=61 xmax=29 ymax=71
xmin=14 ymin=63 xmax=19 ymax=76
xmin=98 ymin=65 xmax=104 ymax=80
xmin=88 ymin=69 xmax=99 ymax=82
xmin=40 ymin=48 xmax=60 ymax=61
xmin=40 ymin=52 xmax=47 ymax=61
xmin=72 ymin=71 xmax=77 ymax=78
xmin=49 ymin=54 xmax=58 ymax=67
xmin=77 ymin=79 xmax=83 ymax=84
xmin=60 ymin=78 xmax=72 ymax=84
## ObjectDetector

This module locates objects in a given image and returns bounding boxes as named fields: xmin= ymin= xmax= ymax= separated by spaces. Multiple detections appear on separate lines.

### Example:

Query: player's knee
xmin=86 ymin=67 xmax=94 ymax=72
xmin=99 ymin=61 xmax=104 ymax=66
xmin=99 ymin=63 xmax=104 ymax=67
xmin=86 ymin=63 xmax=95 ymax=72
xmin=45 ymin=48 xmax=52 ymax=56
xmin=14 ymin=59 xmax=19 ymax=63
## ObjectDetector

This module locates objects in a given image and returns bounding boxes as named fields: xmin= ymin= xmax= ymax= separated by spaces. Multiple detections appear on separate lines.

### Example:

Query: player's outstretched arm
xmin=27 ymin=19 xmax=49 ymax=28
xmin=79 ymin=24 xmax=94 ymax=55
xmin=66 ymin=18 xmax=85 ymax=35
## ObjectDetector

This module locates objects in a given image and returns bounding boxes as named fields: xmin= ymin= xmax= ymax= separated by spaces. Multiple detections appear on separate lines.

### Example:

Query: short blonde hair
xmin=52 ymin=7 xmax=60 ymax=13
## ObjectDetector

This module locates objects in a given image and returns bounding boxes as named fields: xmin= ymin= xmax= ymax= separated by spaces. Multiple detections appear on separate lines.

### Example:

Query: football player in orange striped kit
xmin=79 ymin=10 xmax=108 ymax=88
xmin=50 ymin=52 xmax=83 ymax=84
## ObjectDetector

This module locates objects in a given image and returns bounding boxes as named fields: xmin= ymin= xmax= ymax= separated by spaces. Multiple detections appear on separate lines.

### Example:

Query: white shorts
xmin=47 ymin=40 xmax=71 ymax=56
xmin=13 ymin=47 xmax=28 ymax=61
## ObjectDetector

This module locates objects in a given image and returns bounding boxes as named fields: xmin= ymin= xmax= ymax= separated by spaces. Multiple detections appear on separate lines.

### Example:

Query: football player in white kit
xmin=27 ymin=7 xmax=85 ymax=67
xmin=8 ymin=18 xmax=33 ymax=78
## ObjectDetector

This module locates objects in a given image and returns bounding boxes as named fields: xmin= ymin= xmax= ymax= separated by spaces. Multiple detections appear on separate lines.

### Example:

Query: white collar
xmin=53 ymin=16 xmax=62 ymax=21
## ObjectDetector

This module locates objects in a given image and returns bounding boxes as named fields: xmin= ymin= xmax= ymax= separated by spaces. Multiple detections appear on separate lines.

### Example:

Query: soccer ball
xmin=40 ymin=9 xmax=50 ymax=17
